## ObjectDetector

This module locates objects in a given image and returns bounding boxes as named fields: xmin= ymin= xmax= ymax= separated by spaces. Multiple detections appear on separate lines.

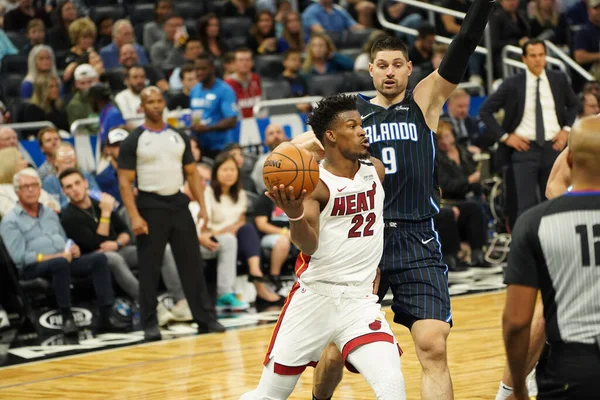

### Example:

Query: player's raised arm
xmin=413 ymin=0 xmax=495 ymax=129
xmin=266 ymin=181 xmax=327 ymax=255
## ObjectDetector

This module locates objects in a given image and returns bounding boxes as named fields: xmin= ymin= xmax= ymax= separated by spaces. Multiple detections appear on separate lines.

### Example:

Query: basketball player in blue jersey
xmin=293 ymin=1 xmax=497 ymax=399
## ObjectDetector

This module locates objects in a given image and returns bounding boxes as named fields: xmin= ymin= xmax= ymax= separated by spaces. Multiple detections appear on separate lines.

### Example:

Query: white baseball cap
xmin=74 ymin=64 xmax=98 ymax=81
xmin=107 ymin=128 xmax=129 ymax=145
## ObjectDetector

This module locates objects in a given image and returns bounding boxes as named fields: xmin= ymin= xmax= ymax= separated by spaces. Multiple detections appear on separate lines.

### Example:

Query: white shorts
xmin=263 ymin=280 xmax=401 ymax=375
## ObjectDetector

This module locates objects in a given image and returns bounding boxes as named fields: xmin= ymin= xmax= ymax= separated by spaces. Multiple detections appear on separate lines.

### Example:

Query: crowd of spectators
xmin=0 ymin=0 xmax=598 ymax=334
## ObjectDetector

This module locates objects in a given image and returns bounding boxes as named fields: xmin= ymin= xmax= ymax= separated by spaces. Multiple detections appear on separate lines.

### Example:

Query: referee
xmin=503 ymin=115 xmax=600 ymax=399
xmin=118 ymin=86 xmax=225 ymax=341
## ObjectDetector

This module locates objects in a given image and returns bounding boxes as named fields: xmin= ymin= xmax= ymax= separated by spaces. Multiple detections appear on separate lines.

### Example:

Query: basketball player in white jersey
xmin=240 ymin=94 xmax=406 ymax=400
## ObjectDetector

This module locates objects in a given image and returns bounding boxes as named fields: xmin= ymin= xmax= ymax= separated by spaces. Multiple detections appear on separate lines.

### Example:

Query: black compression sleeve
xmin=438 ymin=0 xmax=496 ymax=84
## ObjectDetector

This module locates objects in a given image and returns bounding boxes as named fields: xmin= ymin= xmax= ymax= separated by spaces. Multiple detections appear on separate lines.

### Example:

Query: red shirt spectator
xmin=225 ymin=48 xmax=262 ymax=118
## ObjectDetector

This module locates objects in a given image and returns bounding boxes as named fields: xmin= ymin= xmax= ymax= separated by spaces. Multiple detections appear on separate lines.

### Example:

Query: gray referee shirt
xmin=504 ymin=192 xmax=600 ymax=345
xmin=118 ymin=124 xmax=194 ymax=208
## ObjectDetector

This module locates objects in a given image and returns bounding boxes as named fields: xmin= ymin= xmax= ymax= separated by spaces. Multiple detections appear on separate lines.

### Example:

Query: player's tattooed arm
xmin=369 ymin=157 xmax=385 ymax=183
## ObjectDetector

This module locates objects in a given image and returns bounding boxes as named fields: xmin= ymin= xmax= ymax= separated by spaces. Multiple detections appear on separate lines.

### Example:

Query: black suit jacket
xmin=479 ymin=69 xmax=578 ymax=166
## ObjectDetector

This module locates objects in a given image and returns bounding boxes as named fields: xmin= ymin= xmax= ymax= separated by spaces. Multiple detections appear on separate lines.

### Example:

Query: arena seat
xmin=130 ymin=3 xmax=154 ymax=25
xmin=261 ymin=78 xmax=292 ymax=100
xmin=254 ymin=54 xmax=285 ymax=79
xmin=307 ymin=73 xmax=348 ymax=96
xmin=225 ymin=36 xmax=248 ymax=51
xmin=339 ymin=48 xmax=362 ymax=62
xmin=347 ymin=71 xmax=374 ymax=92
xmin=342 ymin=29 xmax=374 ymax=49
xmin=3 ymin=74 xmax=24 ymax=99
xmin=220 ymin=17 xmax=253 ymax=39
xmin=6 ymin=32 xmax=28 ymax=51
xmin=174 ymin=2 xmax=205 ymax=20
xmin=1 ymin=55 xmax=28 ymax=75
xmin=89 ymin=5 xmax=125 ymax=22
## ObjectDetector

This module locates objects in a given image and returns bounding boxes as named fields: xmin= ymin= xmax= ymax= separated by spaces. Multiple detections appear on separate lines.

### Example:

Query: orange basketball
xmin=262 ymin=144 xmax=320 ymax=199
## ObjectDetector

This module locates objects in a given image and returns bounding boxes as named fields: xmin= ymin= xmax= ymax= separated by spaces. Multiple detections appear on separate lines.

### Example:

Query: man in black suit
xmin=479 ymin=39 xmax=577 ymax=221
xmin=442 ymin=89 xmax=494 ymax=151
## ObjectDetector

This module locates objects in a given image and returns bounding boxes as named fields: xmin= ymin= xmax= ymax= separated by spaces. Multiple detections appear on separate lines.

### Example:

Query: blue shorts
xmin=377 ymin=219 xmax=453 ymax=328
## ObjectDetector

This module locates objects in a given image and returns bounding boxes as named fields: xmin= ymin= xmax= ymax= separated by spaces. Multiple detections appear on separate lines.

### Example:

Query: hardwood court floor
xmin=0 ymin=291 xmax=507 ymax=399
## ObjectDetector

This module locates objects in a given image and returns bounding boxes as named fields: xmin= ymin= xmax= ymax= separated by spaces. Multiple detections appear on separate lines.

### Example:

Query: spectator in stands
xmin=94 ymin=15 xmax=112 ymax=49
xmin=143 ymin=0 xmax=172 ymax=52
xmin=47 ymin=0 xmax=77 ymax=51
xmin=0 ymin=27 xmax=17 ymax=67
xmin=302 ymin=0 xmax=365 ymax=35
xmin=150 ymin=13 xmax=186 ymax=72
xmin=247 ymin=10 xmax=277 ymax=55
xmin=190 ymin=54 xmax=238 ymax=159
xmin=36 ymin=127 xmax=61 ymax=181
xmin=20 ymin=74 xmax=69 ymax=131
xmin=384 ymin=0 xmax=425 ymax=45
xmin=583 ymin=80 xmax=600 ymax=98
xmin=96 ymin=128 xmax=127 ymax=205
xmin=479 ymin=39 xmax=577 ymax=220
xmin=222 ymin=0 xmax=256 ymax=19
xmin=434 ymin=207 xmax=474 ymax=276
xmin=3 ymin=0 xmax=50 ymax=32
xmin=436 ymin=121 xmax=493 ymax=269
xmin=489 ymin=0 xmax=531 ymax=78
xmin=225 ymin=47 xmax=262 ymax=118
xmin=224 ymin=142 xmax=256 ymax=192
xmin=168 ymin=38 xmax=203 ymax=90
xmin=66 ymin=63 xmax=98 ymax=128
xmin=204 ymin=153 xmax=282 ymax=306
xmin=190 ymin=136 xmax=202 ymax=163
xmin=59 ymin=167 xmax=193 ymax=326
xmin=273 ymin=0 xmax=291 ymax=36
xmin=100 ymin=19 xmax=148 ymax=70
xmin=280 ymin=50 xmax=311 ymax=113
xmin=0 ymin=167 xmax=123 ymax=335
xmin=254 ymin=190 xmax=294 ymax=295
xmin=251 ymin=123 xmax=288 ymax=194
xmin=0 ymin=147 xmax=59 ymax=217
xmin=108 ymin=43 xmax=168 ymax=93
xmin=439 ymin=0 xmax=470 ymax=37
xmin=574 ymin=0 xmax=600 ymax=78
xmin=21 ymin=18 xmax=45 ymax=55
xmin=21 ymin=44 xmax=59 ymax=99
xmin=197 ymin=13 xmax=228 ymax=59
xmin=88 ymin=83 xmax=125 ymax=145
xmin=354 ymin=29 xmax=388 ymax=71
xmin=442 ymin=89 xmax=491 ymax=151
xmin=301 ymin=33 xmax=353 ymax=75
xmin=43 ymin=142 xmax=100 ymax=208
xmin=184 ymin=164 xmax=249 ymax=311
xmin=529 ymin=0 xmax=566 ymax=43
xmin=408 ymin=23 xmax=435 ymax=69
xmin=167 ymin=64 xmax=197 ymax=110
xmin=221 ymin=51 xmax=236 ymax=79
xmin=0 ymin=127 xmax=35 ymax=164
xmin=115 ymin=65 xmax=149 ymax=126
xmin=277 ymin=10 xmax=306 ymax=53
xmin=576 ymin=91 xmax=600 ymax=121
xmin=62 ymin=16 xmax=96 ymax=83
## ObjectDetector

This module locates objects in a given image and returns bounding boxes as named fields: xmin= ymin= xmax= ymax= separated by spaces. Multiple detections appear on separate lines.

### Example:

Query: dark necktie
xmin=535 ymin=77 xmax=545 ymax=146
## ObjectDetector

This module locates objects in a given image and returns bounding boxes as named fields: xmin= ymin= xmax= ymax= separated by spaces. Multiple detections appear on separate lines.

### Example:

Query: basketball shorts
xmin=377 ymin=219 xmax=453 ymax=328
xmin=263 ymin=280 xmax=402 ymax=375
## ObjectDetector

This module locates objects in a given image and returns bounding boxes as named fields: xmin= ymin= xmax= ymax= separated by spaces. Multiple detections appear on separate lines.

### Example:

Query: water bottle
xmin=89 ymin=189 xmax=120 ymax=210
xmin=64 ymin=239 xmax=74 ymax=252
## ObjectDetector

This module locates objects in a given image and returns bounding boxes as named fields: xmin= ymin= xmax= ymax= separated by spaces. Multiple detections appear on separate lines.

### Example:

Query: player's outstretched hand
xmin=266 ymin=184 xmax=306 ymax=220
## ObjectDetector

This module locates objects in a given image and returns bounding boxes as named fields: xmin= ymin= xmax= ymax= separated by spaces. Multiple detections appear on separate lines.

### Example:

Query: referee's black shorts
xmin=536 ymin=341 xmax=600 ymax=399
xmin=376 ymin=218 xmax=453 ymax=328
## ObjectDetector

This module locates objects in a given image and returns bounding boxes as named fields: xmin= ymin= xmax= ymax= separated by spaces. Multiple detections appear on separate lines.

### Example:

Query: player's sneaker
xmin=170 ymin=299 xmax=193 ymax=322
xmin=0 ymin=307 xmax=9 ymax=330
xmin=470 ymin=249 xmax=504 ymax=275
xmin=216 ymin=293 xmax=250 ymax=311
xmin=444 ymin=255 xmax=475 ymax=282
xmin=526 ymin=368 xmax=538 ymax=396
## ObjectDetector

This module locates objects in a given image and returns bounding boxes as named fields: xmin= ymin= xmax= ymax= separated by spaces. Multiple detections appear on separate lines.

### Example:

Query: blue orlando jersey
xmin=357 ymin=91 xmax=440 ymax=221
xmin=189 ymin=78 xmax=239 ymax=151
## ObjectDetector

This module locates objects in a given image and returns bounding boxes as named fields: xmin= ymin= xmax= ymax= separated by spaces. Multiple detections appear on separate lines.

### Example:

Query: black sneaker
xmin=144 ymin=324 xmax=162 ymax=342
xmin=197 ymin=320 xmax=226 ymax=334
xmin=470 ymin=249 xmax=504 ymax=274
xmin=62 ymin=315 xmax=79 ymax=336
xmin=444 ymin=254 xmax=474 ymax=282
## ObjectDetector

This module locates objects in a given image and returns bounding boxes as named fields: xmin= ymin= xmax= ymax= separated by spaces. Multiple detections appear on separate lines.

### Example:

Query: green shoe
xmin=216 ymin=293 xmax=250 ymax=311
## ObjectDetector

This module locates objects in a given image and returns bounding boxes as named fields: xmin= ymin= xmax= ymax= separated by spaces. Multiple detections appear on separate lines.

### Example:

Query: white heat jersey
xmin=296 ymin=160 xmax=384 ymax=287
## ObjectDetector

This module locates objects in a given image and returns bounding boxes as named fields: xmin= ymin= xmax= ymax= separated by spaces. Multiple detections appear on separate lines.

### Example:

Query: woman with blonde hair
xmin=63 ymin=17 xmax=97 ymax=83
xmin=20 ymin=75 xmax=69 ymax=132
xmin=277 ymin=11 xmax=306 ymax=53
xmin=20 ymin=44 xmax=60 ymax=99
xmin=0 ymin=147 xmax=59 ymax=217
xmin=301 ymin=33 xmax=353 ymax=76
xmin=529 ymin=0 xmax=563 ymax=41
xmin=42 ymin=142 xmax=100 ymax=208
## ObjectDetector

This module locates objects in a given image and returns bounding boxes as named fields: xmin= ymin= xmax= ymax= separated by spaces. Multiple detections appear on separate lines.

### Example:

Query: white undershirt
xmin=514 ymin=69 xmax=562 ymax=141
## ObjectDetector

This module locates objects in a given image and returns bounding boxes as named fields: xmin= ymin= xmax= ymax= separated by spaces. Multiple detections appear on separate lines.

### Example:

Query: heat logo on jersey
xmin=364 ymin=122 xmax=418 ymax=144
xmin=331 ymin=182 xmax=377 ymax=217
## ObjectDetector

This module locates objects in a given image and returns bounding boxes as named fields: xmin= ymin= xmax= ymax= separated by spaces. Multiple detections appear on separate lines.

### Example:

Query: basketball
xmin=262 ymin=144 xmax=320 ymax=199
